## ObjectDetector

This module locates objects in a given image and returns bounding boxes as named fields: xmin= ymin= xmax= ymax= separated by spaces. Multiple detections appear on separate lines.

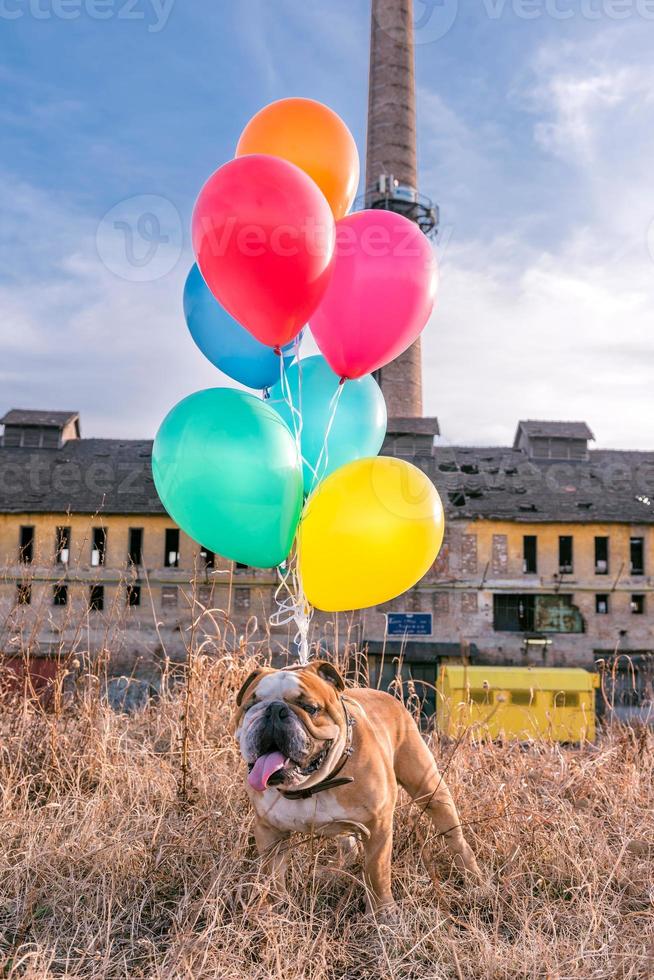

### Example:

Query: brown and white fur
xmin=234 ymin=661 xmax=481 ymax=914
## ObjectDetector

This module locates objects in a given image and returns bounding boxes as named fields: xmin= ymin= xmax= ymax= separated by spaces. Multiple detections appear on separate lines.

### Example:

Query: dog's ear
xmin=236 ymin=669 xmax=264 ymax=706
xmin=311 ymin=660 xmax=345 ymax=692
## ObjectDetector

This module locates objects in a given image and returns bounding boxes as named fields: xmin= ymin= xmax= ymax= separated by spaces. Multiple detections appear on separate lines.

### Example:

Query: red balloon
xmin=192 ymin=155 xmax=335 ymax=348
xmin=310 ymin=210 xmax=438 ymax=379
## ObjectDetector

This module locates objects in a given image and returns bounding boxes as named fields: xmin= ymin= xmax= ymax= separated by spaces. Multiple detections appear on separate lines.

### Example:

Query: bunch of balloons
xmin=152 ymin=97 xmax=445 ymax=628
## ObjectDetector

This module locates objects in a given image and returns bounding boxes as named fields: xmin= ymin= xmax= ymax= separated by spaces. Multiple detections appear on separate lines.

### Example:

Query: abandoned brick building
xmin=1 ymin=407 xmax=653 ymax=720
xmin=1 ymin=0 xmax=652 ymax=719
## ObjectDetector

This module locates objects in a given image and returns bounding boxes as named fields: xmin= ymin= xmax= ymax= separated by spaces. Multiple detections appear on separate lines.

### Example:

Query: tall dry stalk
xmin=0 ymin=562 xmax=653 ymax=979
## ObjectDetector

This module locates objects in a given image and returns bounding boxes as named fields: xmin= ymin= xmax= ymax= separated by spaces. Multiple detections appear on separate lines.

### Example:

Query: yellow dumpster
xmin=437 ymin=665 xmax=599 ymax=743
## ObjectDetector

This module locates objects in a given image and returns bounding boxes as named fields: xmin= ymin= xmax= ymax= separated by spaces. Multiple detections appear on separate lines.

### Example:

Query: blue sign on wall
xmin=386 ymin=613 xmax=433 ymax=637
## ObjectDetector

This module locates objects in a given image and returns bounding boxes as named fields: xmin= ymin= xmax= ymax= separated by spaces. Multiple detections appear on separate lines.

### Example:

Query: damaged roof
xmin=0 ymin=435 xmax=652 ymax=524
xmin=0 ymin=439 xmax=163 ymax=515
xmin=428 ymin=445 xmax=654 ymax=524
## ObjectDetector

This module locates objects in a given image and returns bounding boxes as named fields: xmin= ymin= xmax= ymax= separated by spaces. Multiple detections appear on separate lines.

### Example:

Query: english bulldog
xmin=234 ymin=661 xmax=481 ymax=913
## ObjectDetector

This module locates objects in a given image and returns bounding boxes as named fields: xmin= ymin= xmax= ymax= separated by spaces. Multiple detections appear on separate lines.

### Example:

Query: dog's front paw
xmin=372 ymin=903 xmax=400 ymax=929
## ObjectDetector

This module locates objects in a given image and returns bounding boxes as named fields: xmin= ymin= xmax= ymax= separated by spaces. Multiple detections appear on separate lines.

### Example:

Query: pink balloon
xmin=192 ymin=155 xmax=336 ymax=348
xmin=310 ymin=210 xmax=438 ymax=379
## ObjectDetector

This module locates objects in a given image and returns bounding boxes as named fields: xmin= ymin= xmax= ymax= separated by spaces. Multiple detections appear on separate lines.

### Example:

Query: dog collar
xmin=278 ymin=697 xmax=356 ymax=801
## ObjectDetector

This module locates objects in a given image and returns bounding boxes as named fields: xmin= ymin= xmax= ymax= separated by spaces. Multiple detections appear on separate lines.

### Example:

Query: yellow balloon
xmin=299 ymin=457 xmax=445 ymax=612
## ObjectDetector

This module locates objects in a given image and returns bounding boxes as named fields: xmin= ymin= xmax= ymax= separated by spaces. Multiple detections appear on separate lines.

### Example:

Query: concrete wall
xmin=356 ymin=519 xmax=654 ymax=667
xmin=0 ymin=512 xmax=284 ymax=679
xmin=1 ymin=512 xmax=652 ymax=679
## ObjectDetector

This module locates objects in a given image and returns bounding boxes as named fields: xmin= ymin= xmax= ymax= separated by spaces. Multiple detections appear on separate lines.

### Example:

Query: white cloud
xmin=420 ymin=26 xmax=654 ymax=450
xmin=2 ymin=18 xmax=653 ymax=454
xmin=426 ymin=231 xmax=653 ymax=449
xmin=0 ymin=175 xmax=227 ymax=438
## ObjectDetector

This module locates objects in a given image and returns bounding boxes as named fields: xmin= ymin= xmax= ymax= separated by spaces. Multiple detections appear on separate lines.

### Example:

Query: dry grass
xmin=1 ymin=651 xmax=653 ymax=980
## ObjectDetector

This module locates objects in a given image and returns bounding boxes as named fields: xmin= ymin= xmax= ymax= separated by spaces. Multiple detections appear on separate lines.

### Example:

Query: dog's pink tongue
xmin=248 ymin=751 xmax=286 ymax=792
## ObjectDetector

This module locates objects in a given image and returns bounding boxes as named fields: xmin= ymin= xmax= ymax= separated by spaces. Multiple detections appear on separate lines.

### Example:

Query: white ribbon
xmin=267 ymin=341 xmax=344 ymax=664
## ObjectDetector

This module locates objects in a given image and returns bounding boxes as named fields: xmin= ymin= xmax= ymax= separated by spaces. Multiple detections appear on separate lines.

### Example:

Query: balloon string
xmin=307 ymin=382 xmax=344 ymax=496
xmin=270 ymin=338 xmax=344 ymax=665
xmin=278 ymin=345 xmax=303 ymax=453
xmin=272 ymin=338 xmax=312 ymax=664
xmin=270 ymin=549 xmax=313 ymax=664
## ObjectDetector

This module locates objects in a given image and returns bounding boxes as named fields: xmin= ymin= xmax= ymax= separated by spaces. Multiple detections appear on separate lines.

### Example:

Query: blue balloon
xmin=183 ymin=264 xmax=298 ymax=390
xmin=269 ymin=355 xmax=387 ymax=494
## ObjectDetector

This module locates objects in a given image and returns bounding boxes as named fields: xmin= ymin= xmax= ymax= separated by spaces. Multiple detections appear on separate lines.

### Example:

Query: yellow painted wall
xmin=0 ymin=512 xmax=210 ymax=572
xmin=469 ymin=519 xmax=653 ymax=586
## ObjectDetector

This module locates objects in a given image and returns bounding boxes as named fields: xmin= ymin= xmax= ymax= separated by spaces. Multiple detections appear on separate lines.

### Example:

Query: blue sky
xmin=1 ymin=0 xmax=653 ymax=447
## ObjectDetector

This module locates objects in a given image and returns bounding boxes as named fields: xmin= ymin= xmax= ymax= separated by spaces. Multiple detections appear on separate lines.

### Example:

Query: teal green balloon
xmin=269 ymin=355 xmax=387 ymax=493
xmin=152 ymin=388 xmax=303 ymax=568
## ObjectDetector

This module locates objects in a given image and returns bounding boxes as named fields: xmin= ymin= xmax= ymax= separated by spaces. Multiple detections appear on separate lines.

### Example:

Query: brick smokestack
xmin=366 ymin=0 xmax=423 ymax=418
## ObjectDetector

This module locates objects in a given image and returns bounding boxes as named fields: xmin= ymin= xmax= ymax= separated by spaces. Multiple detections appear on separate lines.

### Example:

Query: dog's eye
xmin=301 ymin=703 xmax=319 ymax=715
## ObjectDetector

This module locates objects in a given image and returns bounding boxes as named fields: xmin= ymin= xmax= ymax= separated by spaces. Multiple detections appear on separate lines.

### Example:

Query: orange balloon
xmin=236 ymin=98 xmax=360 ymax=222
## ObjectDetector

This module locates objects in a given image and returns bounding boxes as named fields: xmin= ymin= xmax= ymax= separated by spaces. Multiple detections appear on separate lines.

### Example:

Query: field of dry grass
xmin=1 ymin=649 xmax=653 ymax=980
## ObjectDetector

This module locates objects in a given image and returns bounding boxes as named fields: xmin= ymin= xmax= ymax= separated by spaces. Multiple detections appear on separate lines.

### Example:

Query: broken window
xmin=127 ymin=584 xmax=141 ymax=608
xmin=234 ymin=586 xmax=251 ymax=612
xmin=161 ymin=586 xmax=178 ymax=608
xmin=164 ymin=529 xmax=180 ymax=568
xmin=493 ymin=594 xmax=535 ymax=632
xmin=89 ymin=585 xmax=104 ymax=612
xmin=53 ymin=584 xmax=68 ymax=607
xmin=493 ymin=594 xmax=583 ymax=633
xmin=523 ymin=536 xmax=538 ymax=574
xmin=595 ymin=537 xmax=609 ymax=575
xmin=534 ymin=594 xmax=584 ymax=633
xmin=595 ymin=594 xmax=609 ymax=615
xmin=201 ymin=547 xmax=215 ymax=569
xmin=19 ymin=526 xmax=34 ymax=564
xmin=559 ymin=536 xmax=573 ymax=575
xmin=631 ymin=594 xmax=645 ymax=615
xmin=128 ymin=528 xmax=144 ymax=566
xmin=55 ymin=526 xmax=71 ymax=565
xmin=630 ymin=537 xmax=645 ymax=576
xmin=91 ymin=527 xmax=107 ymax=567
xmin=16 ymin=583 xmax=31 ymax=606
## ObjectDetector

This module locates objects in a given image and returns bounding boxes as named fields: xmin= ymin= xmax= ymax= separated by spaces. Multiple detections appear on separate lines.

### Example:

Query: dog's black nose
xmin=267 ymin=701 xmax=290 ymax=722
